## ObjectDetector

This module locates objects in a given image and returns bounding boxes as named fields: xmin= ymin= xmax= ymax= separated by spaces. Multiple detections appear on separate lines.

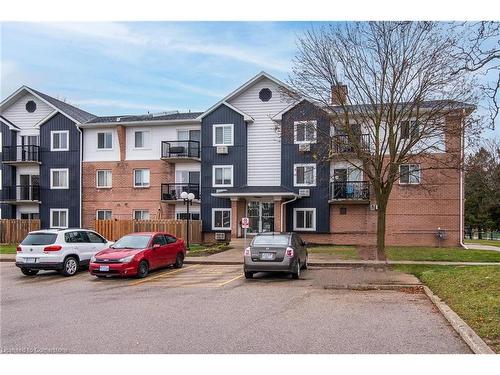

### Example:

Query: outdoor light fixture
xmin=181 ymin=191 xmax=195 ymax=250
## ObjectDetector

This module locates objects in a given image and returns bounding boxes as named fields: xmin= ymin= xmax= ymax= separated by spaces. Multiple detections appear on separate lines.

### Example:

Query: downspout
xmin=459 ymin=109 xmax=466 ymax=249
xmin=77 ymin=125 xmax=83 ymax=228
xmin=281 ymin=195 xmax=299 ymax=232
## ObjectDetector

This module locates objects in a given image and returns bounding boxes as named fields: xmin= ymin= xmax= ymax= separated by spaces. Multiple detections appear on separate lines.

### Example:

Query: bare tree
xmin=285 ymin=22 xmax=480 ymax=255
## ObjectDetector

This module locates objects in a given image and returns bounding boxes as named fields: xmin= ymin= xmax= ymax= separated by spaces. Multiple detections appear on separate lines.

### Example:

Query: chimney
xmin=331 ymin=84 xmax=348 ymax=105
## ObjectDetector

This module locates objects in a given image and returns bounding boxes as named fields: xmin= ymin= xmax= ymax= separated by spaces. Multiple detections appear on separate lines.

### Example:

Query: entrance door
xmin=246 ymin=201 xmax=275 ymax=234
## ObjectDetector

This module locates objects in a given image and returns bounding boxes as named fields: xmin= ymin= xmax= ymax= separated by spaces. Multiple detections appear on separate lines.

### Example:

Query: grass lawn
xmin=465 ymin=239 xmax=500 ymax=247
xmin=0 ymin=245 xmax=17 ymax=254
xmin=308 ymin=245 xmax=360 ymax=260
xmin=386 ymin=246 xmax=500 ymax=262
xmin=393 ymin=265 xmax=500 ymax=353
xmin=186 ymin=243 xmax=232 ymax=257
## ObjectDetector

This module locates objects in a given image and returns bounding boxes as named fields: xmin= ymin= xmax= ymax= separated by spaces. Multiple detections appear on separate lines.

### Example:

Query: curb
xmin=422 ymin=285 xmax=495 ymax=354
xmin=323 ymin=284 xmax=422 ymax=291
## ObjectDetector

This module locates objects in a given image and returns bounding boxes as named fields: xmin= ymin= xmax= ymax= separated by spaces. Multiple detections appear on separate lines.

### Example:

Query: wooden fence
xmin=94 ymin=219 xmax=202 ymax=243
xmin=0 ymin=219 xmax=41 ymax=244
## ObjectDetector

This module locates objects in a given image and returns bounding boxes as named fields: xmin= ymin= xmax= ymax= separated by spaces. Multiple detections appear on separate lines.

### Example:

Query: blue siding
xmin=0 ymin=121 xmax=16 ymax=218
xmin=281 ymin=101 xmax=331 ymax=233
xmin=200 ymin=104 xmax=247 ymax=232
xmin=39 ymin=113 xmax=81 ymax=228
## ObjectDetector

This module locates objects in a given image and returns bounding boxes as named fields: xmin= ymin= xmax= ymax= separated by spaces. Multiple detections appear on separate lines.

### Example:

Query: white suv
xmin=16 ymin=229 xmax=112 ymax=277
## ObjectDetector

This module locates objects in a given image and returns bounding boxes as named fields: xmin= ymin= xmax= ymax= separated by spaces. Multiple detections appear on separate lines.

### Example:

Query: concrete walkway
xmin=464 ymin=243 xmax=500 ymax=252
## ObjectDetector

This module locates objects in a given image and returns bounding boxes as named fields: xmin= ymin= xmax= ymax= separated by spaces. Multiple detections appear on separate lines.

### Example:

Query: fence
xmin=0 ymin=219 xmax=41 ymax=244
xmin=94 ymin=219 xmax=202 ymax=243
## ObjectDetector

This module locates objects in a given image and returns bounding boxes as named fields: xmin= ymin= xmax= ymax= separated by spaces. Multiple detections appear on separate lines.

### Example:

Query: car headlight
xmin=118 ymin=254 xmax=135 ymax=263
xmin=90 ymin=255 xmax=96 ymax=262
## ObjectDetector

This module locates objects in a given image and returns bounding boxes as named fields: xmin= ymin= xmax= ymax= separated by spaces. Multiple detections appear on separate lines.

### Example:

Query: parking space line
xmin=218 ymin=274 xmax=243 ymax=287
xmin=129 ymin=264 xmax=199 ymax=286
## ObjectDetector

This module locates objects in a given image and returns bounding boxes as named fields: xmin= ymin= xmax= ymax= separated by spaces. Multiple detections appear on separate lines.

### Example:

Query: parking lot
xmin=0 ymin=262 xmax=470 ymax=354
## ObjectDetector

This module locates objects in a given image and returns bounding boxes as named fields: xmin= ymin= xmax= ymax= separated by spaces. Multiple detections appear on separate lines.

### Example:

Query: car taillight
xmin=43 ymin=245 xmax=62 ymax=252
xmin=244 ymin=247 xmax=251 ymax=256
xmin=16 ymin=246 xmax=22 ymax=252
xmin=285 ymin=247 xmax=294 ymax=258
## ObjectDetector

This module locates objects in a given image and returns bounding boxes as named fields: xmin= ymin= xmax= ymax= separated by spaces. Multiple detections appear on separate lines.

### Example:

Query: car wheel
xmin=136 ymin=261 xmax=149 ymax=278
xmin=173 ymin=253 xmax=184 ymax=269
xmin=244 ymin=271 xmax=254 ymax=279
xmin=21 ymin=268 xmax=39 ymax=276
xmin=292 ymin=260 xmax=300 ymax=279
xmin=302 ymin=253 xmax=308 ymax=270
xmin=61 ymin=256 xmax=78 ymax=277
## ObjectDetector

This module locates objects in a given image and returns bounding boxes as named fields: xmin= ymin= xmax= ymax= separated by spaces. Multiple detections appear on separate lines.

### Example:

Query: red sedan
xmin=89 ymin=232 xmax=186 ymax=278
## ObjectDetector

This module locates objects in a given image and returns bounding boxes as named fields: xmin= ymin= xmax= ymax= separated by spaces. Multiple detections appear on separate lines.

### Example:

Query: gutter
xmin=281 ymin=196 xmax=299 ymax=231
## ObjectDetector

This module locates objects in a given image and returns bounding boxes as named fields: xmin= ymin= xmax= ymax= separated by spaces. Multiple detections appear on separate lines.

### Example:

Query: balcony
xmin=332 ymin=134 xmax=370 ymax=154
xmin=161 ymin=183 xmax=200 ymax=201
xmin=329 ymin=181 xmax=370 ymax=203
xmin=1 ymin=145 xmax=41 ymax=164
xmin=0 ymin=185 xmax=41 ymax=204
xmin=161 ymin=141 xmax=200 ymax=162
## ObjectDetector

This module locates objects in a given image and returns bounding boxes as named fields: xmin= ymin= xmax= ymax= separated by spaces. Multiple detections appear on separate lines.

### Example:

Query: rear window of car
xmin=252 ymin=235 xmax=290 ymax=246
xmin=21 ymin=233 xmax=58 ymax=246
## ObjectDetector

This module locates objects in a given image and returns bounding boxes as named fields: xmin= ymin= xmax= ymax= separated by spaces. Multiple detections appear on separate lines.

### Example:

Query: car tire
xmin=136 ymin=260 xmax=149 ymax=278
xmin=21 ymin=268 xmax=39 ymax=276
xmin=61 ymin=256 xmax=79 ymax=277
xmin=244 ymin=271 xmax=254 ymax=279
xmin=302 ymin=253 xmax=308 ymax=270
xmin=292 ymin=260 xmax=300 ymax=279
xmin=173 ymin=253 xmax=184 ymax=269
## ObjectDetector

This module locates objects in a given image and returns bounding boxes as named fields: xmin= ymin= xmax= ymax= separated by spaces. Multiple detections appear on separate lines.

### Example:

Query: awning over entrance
xmin=211 ymin=186 xmax=298 ymax=199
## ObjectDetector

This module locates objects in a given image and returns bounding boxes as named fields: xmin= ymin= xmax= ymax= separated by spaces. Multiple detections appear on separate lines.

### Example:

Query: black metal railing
xmin=1 ymin=145 xmax=40 ymax=163
xmin=332 ymin=134 xmax=370 ymax=153
xmin=0 ymin=185 xmax=41 ymax=202
xmin=329 ymin=181 xmax=370 ymax=200
xmin=161 ymin=141 xmax=200 ymax=159
xmin=161 ymin=183 xmax=200 ymax=201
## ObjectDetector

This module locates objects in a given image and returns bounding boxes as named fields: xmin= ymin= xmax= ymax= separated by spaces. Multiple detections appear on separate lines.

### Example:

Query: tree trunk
xmin=376 ymin=199 xmax=388 ymax=261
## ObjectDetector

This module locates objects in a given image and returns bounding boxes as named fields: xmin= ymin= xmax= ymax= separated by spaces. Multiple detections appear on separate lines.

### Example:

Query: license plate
xmin=260 ymin=252 xmax=275 ymax=260
xmin=99 ymin=265 xmax=110 ymax=272
xmin=25 ymin=258 xmax=38 ymax=263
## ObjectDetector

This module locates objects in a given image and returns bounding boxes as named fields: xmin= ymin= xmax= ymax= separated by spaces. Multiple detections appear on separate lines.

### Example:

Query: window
xmin=213 ymin=165 xmax=233 ymax=187
xmin=152 ymin=235 xmax=167 ymax=246
xmin=50 ymin=209 xmax=68 ymax=229
xmin=96 ymin=210 xmax=112 ymax=220
xmin=339 ymin=207 xmax=347 ymax=215
xmin=134 ymin=130 xmax=151 ymax=149
xmin=97 ymin=132 xmax=113 ymax=149
xmin=50 ymin=169 xmax=69 ymax=189
xmin=133 ymin=169 xmax=150 ymax=188
xmin=26 ymin=100 xmax=37 ymax=113
xmin=294 ymin=121 xmax=317 ymax=144
xmin=96 ymin=170 xmax=112 ymax=188
xmin=293 ymin=208 xmax=316 ymax=231
xmin=212 ymin=208 xmax=231 ymax=230
xmin=51 ymin=131 xmax=69 ymax=151
xmin=213 ymin=124 xmax=234 ymax=146
xmin=401 ymin=120 xmax=420 ymax=140
xmin=87 ymin=231 xmax=106 ymax=243
xmin=294 ymin=164 xmax=316 ymax=187
xmin=20 ymin=213 xmax=39 ymax=220
xmin=176 ymin=212 xmax=200 ymax=220
xmin=399 ymin=164 xmax=421 ymax=184
xmin=65 ymin=231 xmax=88 ymax=243
xmin=133 ymin=210 xmax=150 ymax=220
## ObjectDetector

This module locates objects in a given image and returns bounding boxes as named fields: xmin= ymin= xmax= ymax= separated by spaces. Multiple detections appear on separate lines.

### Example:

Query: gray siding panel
xmin=0 ymin=121 xmax=16 ymax=218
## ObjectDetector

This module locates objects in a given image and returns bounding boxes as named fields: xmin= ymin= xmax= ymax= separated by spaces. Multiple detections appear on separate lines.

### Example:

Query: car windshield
xmin=111 ymin=235 xmax=151 ymax=249
xmin=21 ymin=233 xmax=57 ymax=246
xmin=252 ymin=235 xmax=289 ymax=246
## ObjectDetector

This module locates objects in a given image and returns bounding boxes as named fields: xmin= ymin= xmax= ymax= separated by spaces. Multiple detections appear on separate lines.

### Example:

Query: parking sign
xmin=241 ymin=217 xmax=249 ymax=228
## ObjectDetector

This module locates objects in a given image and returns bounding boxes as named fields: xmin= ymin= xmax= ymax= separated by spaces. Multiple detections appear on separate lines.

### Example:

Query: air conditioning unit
xmin=214 ymin=232 xmax=226 ymax=241
xmin=216 ymin=146 xmax=228 ymax=154
xmin=298 ymin=189 xmax=310 ymax=197
xmin=299 ymin=143 xmax=310 ymax=152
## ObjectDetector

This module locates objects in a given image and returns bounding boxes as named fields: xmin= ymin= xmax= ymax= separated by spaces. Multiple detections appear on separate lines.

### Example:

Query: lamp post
xmin=180 ymin=191 xmax=195 ymax=250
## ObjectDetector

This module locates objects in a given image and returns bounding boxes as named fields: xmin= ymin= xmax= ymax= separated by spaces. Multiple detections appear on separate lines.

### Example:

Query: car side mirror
xmin=153 ymin=243 xmax=161 ymax=248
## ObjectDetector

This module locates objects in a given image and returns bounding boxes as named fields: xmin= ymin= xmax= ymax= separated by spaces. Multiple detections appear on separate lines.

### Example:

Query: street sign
xmin=241 ymin=217 xmax=249 ymax=229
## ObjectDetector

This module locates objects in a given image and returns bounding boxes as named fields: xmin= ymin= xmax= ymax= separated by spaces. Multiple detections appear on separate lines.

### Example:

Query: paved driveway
xmin=0 ymin=263 xmax=470 ymax=354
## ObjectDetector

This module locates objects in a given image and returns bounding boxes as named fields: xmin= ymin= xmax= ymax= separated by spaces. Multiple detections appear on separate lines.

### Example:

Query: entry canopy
xmin=211 ymin=186 xmax=298 ymax=198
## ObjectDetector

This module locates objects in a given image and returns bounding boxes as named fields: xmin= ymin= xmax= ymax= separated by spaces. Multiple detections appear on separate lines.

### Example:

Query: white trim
xmin=133 ymin=129 xmax=152 ymax=150
xmin=294 ymin=163 xmax=317 ymax=187
xmin=211 ymin=192 xmax=298 ymax=198
xmin=96 ymin=170 xmax=112 ymax=188
xmin=211 ymin=208 xmax=231 ymax=230
xmin=96 ymin=209 xmax=112 ymax=220
xmin=399 ymin=163 xmax=421 ymax=185
xmin=133 ymin=169 xmax=150 ymax=188
xmin=0 ymin=131 xmax=2 ymax=150
xmin=96 ymin=131 xmax=113 ymax=150
xmin=132 ymin=209 xmax=150 ymax=220
xmin=294 ymin=120 xmax=317 ymax=144
xmin=79 ymin=118 xmax=201 ymax=128
xmin=50 ymin=208 xmax=69 ymax=229
xmin=0 ymin=115 xmax=20 ymax=130
xmin=213 ymin=124 xmax=234 ymax=146
xmin=212 ymin=165 xmax=233 ymax=187
xmin=50 ymin=168 xmax=69 ymax=190
xmin=50 ymin=130 xmax=69 ymax=151
xmin=293 ymin=208 xmax=316 ymax=231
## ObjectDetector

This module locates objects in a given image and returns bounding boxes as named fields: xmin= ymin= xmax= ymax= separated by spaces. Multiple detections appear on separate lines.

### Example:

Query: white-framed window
xmin=133 ymin=210 xmax=150 ymax=220
xmin=50 ymin=169 xmax=69 ymax=189
xmin=176 ymin=212 xmax=201 ymax=220
xmin=294 ymin=120 xmax=317 ymax=144
xmin=134 ymin=130 xmax=151 ymax=149
xmin=212 ymin=165 xmax=233 ymax=187
xmin=133 ymin=169 xmax=150 ymax=188
xmin=96 ymin=170 xmax=112 ymax=188
xmin=294 ymin=163 xmax=316 ymax=187
xmin=212 ymin=208 xmax=231 ymax=230
xmin=213 ymin=124 xmax=234 ymax=146
xmin=399 ymin=164 xmax=421 ymax=184
xmin=400 ymin=120 xmax=420 ymax=140
xmin=97 ymin=132 xmax=113 ymax=149
xmin=96 ymin=210 xmax=112 ymax=220
xmin=293 ymin=208 xmax=316 ymax=231
xmin=50 ymin=208 xmax=68 ymax=229
xmin=50 ymin=130 xmax=69 ymax=151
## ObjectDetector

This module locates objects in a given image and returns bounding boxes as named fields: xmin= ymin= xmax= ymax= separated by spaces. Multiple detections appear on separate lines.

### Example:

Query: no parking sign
xmin=241 ymin=217 xmax=249 ymax=229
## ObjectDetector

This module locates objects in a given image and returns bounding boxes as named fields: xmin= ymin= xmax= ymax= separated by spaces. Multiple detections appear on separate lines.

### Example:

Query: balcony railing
xmin=161 ymin=183 xmax=200 ymax=201
xmin=332 ymin=134 xmax=370 ymax=154
xmin=329 ymin=181 xmax=370 ymax=201
xmin=0 ymin=185 xmax=41 ymax=203
xmin=161 ymin=141 xmax=200 ymax=160
xmin=1 ymin=145 xmax=40 ymax=163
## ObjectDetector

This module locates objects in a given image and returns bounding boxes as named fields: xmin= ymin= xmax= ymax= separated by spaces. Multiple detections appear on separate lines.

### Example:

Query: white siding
xmin=82 ymin=127 xmax=120 ymax=162
xmin=228 ymin=77 xmax=288 ymax=186
xmin=2 ymin=93 xmax=54 ymax=129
